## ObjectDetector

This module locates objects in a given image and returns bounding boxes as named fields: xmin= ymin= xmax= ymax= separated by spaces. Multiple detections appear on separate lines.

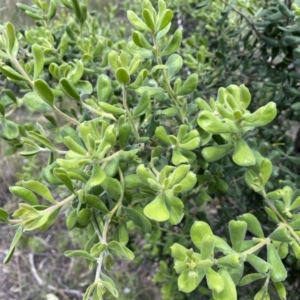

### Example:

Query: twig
xmin=219 ymin=0 xmax=261 ymax=37
xmin=28 ymin=253 xmax=84 ymax=298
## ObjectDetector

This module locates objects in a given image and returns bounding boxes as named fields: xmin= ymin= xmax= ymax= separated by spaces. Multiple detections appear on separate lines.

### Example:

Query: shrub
xmin=1 ymin=0 xmax=300 ymax=299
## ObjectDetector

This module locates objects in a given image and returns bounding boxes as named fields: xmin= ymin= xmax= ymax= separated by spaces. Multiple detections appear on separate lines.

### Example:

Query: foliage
xmin=0 ymin=0 xmax=300 ymax=299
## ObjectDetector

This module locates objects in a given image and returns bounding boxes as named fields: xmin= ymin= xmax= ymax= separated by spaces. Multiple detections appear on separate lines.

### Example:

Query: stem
xmin=94 ymin=218 xmax=110 ymax=281
xmin=39 ymin=148 xmax=68 ymax=155
xmin=152 ymin=34 xmax=185 ymax=123
xmin=242 ymin=238 xmax=270 ymax=255
xmin=81 ymin=102 xmax=116 ymax=121
xmin=94 ymin=168 xmax=125 ymax=281
xmin=53 ymin=105 xmax=81 ymax=125
xmin=107 ymin=167 xmax=125 ymax=218
xmin=41 ymin=193 xmax=77 ymax=214
xmin=4 ymin=105 xmax=17 ymax=118
xmin=122 ymin=85 xmax=140 ymax=140
xmin=10 ymin=57 xmax=34 ymax=88
xmin=262 ymin=188 xmax=300 ymax=245
xmin=219 ymin=0 xmax=261 ymax=37
xmin=261 ymin=189 xmax=287 ymax=224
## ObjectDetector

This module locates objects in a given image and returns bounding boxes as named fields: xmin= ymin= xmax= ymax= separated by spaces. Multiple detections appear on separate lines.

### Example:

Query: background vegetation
xmin=1 ymin=0 xmax=300 ymax=299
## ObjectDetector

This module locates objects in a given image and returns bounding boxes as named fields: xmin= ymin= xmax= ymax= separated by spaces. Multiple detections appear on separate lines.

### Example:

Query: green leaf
xmin=6 ymin=22 xmax=18 ymax=56
xmin=168 ymin=165 xmax=190 ymax=187
xmin=9 ymin=186 xmax=39 ymax=205
xmin=74 ymin=80 xmax=93 ymax=94
xmin=77 ymin=208 xmax=92 ymax=227
xmin=273 ymin=281 xmax=286 ymax=300
xmin=201 ymin=235 xmax=215 ymax=260
xmin=202 ymin=144 xmax=234 ymax=162
xmin=24 ymin=92 xmax=52 ymax=112
xmin=217 ymin=253 xmax=242 ymax=269
xmin=27 ymin=131 xmax=56 ymax=151
xmin=229 ymin=220 xmax=247 ymax=252
xmin=206 ymin=267 xmax=224 ymax=293
xmin=104 ymin=157 xmax=119 ymax=177
xmin=165 ymin=195 xmax=183 ymax=225
xmin=136 ymin=164 xmax=157 ymax=185
xmin=54 ymin=168 xmax=74 ymax=192
xmin=127 ymin=10 xmax=150 ymax=31
xmin=155 ymin=126 xmax=172 ymax=145
xmin=127 ymin=41 xmax=153 ymax=59
xmin=177 ymin=74 xmax=198 ymax=95
xmin=212 ymin=268 xmax=237 ymax=300
xmin=108 ymin=50 xmax=118 ymax=72
xmin=128 ymin=69 xmax=148 ymax=90
xmin=119 ymin=123 xmax=131 ymax=149
xmin=133 ymin=91 xmax=150 ymax=117
xmin=170 ymin=243 xmax=188 ymax=261
xmin=68 ymin=60 xmax=84 ymax=84
xmin=233 ymin=139 xmax=256 ymax=166
xmin=23 ymin=180 xmax=56 ymax=204
xmin=97 ymin=74 xmax=112 ymax=102
xmin=158 ymin=9 xmax=173 ymax=31
xmin=34 ymin=79 xmax=54 ymax=107
xmin=123 ymin=207 xmax=152 ymax=231
xmin=237 ymin=213 xmax=264 ymax=238
xmin=64 ymin=136 xmax=86 ymax=155
xmin=86 ymin=164 xmax=106 ymax=190
xmin=32 ymin=44 xmax=44 ymax=80
xmin=124 ymin=174 xmax=143 ymax=189
xmin=178 ymin=267 xmax=205 ymax=293
xmin=3 ymin=226 xmax=23 ymax=263
xmin=132 ymin=31 xmax=153 ymax=50
xmin=83 ymin=194 xmax=108 ymax=213
xmin=100 ymin=273 xmax=119 ymax=298
xmin=240 ymin=84 xmax=251 ymax=109
xmin=246 ymin=254 xmax=271 ymax=275
xmin=64 ymin=250 xmax=96 ymax=261
xmin=267 ymin=243 xmax=287 ymax=282
xmin=98 ymin=102 xmax=124 ymax=115
xmin=260 ymin=158 xmax=272 ymax=185
xmin=142 ymin=9 xmax=155 ymax=31
xmin=190 ymin=221 xmax=213 ymax=249
xmin=2 ymin=119 xmax=19 ymax=139
xmin=214 ymin=236 xmax=234 ymax=254
xmin=239 ymin=273 xmax=266 ymax=286
xmin=107 ymin=241 xmax=134 ymax=260
xmin=101 ymin=177 xmax=122 ymax=200
xmin=0 ymin=208 xmax=9 ymax=223
xmin=197 ymin=111 xmax=234 ymax=134
xmin=136 ymin=86 xmax=164 ymax=97
xmin=144 ymin=194 xmax=169 ymax=222
xmin=166 ymin=54 xmax=183 ymax=79
xmin=28 ymin=207 xmax=61 ymax=231
xmin=269 ymin=227 xmax=293 ymax=243
xmin=161 ymin=28 xmax=182 ymax=56
xmin=0 ymin=65 xmax=26 ymax=81
xmin=60 ymin=78 xmax=80 ymax=101
xmin=243 ymin=102 xmax=277 ymax=126
xmin=115 ymin=67 xmax=130 ymax=85
xmin=265 ymin=206 xmax=279 ymax=223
